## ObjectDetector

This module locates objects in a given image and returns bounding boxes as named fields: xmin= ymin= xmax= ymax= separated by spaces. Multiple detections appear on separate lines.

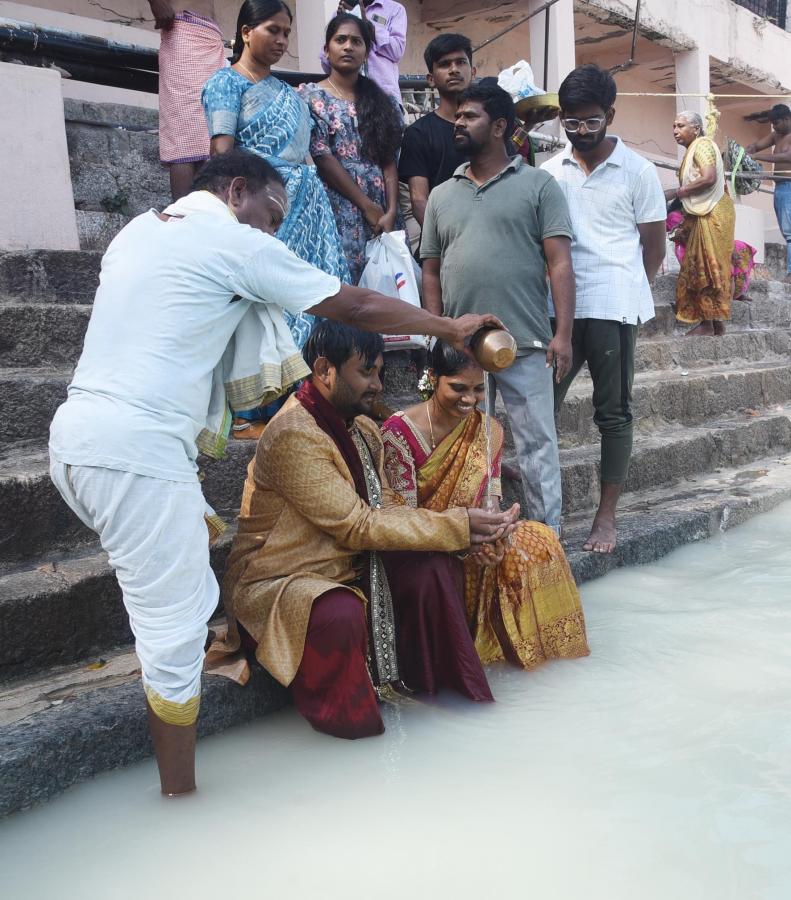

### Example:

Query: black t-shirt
xmin=398 ymin=112 xmax=465 ymax=190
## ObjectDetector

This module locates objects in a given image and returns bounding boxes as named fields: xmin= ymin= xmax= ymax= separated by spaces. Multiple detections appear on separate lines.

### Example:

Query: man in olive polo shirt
xmin=421 ymin=81 xmax=575 ymax=533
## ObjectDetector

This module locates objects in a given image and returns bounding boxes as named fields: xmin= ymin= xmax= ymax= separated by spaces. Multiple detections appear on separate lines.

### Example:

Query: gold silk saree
xmin=382 ymin=409 xmax=589 ymax=669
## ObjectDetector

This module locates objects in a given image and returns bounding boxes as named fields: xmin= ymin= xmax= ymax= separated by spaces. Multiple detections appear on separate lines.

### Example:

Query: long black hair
xmin=324 ymin=13 xmax=402 ymax=167
xmin=231 ymin=0 xmax=293 ymax=64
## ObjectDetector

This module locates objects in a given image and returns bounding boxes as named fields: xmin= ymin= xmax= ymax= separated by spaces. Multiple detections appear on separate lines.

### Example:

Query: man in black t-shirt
xmin=398 ymin=34 xmax=476 ymax=252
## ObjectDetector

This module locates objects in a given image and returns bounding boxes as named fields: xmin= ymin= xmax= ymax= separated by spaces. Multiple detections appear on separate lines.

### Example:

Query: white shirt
xmin=49 ymin=195 xmax=340 ymax=482
xmin=541 ymin=136 xmax=666 ymax=324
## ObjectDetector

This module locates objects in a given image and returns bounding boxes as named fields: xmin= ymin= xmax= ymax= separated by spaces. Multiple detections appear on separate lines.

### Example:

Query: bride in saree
xmin=382 ymin=341 xmax=589 ymax=670
xmin=202 ymin=0 xmax=351 ymax=351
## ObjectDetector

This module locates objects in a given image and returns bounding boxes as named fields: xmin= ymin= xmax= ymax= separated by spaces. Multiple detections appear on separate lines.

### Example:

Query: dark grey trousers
xmin=553 ymin=318 xmax=638 ymax=485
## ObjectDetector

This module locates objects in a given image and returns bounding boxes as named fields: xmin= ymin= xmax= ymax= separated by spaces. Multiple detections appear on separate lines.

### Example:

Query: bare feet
xmin=712 ymin=320 xmax=726 ymax=336
xmin=685 ymin=320 xmax=715 ymax=337
xmin=582 ymin=514 xmax=617 ymax=554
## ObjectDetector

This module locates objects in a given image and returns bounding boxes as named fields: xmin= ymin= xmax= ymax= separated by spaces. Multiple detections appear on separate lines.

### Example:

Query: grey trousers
xmin=488 ymin=350 xmax=562 ymax=530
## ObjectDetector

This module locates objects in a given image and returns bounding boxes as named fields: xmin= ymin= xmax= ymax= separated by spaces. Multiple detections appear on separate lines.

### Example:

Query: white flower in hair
xmin=417 ymin=368 xmax=433 ymax=401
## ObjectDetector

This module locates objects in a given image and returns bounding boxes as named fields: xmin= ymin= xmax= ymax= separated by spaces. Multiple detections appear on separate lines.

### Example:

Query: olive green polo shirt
xmin=420 ymin=156 xmax=573 ymax=352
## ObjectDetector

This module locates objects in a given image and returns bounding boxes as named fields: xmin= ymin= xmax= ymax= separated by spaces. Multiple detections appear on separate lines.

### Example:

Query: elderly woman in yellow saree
xmin=381 ymin=341 xmax=589 ymax=670
xmin=666 ymin=110 xmax=736 ymax=337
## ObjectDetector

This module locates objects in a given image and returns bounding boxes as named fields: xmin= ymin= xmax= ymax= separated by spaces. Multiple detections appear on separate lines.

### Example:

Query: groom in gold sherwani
xmin=220 ymin=321 xmax=519 ymax=738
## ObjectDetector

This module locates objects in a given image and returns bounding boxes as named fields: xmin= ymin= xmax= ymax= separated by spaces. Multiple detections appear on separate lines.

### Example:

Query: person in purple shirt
xmin=320 ymin=0 xmax=407 ymax=107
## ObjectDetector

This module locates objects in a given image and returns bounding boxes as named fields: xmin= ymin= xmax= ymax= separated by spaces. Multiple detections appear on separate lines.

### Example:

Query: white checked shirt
xmin=541 ymin=136 xmax=666 ymax=324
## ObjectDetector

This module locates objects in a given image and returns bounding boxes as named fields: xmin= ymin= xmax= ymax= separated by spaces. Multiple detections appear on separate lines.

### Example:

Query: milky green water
xmin=2 ymin=502 xmax=791 ymax=900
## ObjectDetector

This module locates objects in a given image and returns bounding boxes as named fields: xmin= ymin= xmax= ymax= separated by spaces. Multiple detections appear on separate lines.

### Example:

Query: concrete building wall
xmin=579 ymin=0 xmax=791 ymax=92
xmin=1 ymin=0 xmax=788 ymax=247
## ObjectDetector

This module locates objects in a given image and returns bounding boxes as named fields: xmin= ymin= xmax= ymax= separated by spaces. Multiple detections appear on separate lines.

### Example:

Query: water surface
xmin=2 ymin=503 xmax=791 ymax=900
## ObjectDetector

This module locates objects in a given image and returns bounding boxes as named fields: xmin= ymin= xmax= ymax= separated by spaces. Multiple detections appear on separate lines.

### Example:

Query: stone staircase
xmin=64 ymin=99 xmax=168 ymax=252
xmin=1 ymin=101 xmax=791 ymax=818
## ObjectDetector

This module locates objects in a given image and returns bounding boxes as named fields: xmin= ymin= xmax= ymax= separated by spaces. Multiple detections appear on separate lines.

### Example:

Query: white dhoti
xmin=50 ymin=462 xmax=218 ymax=725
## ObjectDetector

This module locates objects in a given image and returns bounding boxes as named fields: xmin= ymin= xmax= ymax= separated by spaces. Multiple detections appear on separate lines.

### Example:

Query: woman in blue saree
xmin=202 ymin=0 xmax=350 ymax=353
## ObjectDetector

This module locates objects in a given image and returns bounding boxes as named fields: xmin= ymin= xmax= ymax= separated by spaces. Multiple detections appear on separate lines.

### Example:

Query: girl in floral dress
xmin=299 ymin=13 xmax=402 ymax=284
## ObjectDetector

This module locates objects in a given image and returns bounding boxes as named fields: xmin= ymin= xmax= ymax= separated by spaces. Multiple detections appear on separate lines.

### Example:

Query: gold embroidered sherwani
xmin=223 ymin=395 xmax=470 ymax=686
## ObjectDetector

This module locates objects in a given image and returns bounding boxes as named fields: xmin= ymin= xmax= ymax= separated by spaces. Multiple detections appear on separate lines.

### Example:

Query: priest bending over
xmin=218 ymin=321 xmax=519 ymax=738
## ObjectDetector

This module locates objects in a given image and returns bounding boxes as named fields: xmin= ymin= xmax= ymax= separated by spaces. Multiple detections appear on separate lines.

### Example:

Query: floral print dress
xmin=298 ymin=83 xmax=397 ymax=285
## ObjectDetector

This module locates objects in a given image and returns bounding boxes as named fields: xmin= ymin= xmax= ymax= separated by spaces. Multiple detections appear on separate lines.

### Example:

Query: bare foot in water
xmin=685 ymin=320 xmax=715 ymax=337
xmin=582 ymin=513 xmax=617 ymax=554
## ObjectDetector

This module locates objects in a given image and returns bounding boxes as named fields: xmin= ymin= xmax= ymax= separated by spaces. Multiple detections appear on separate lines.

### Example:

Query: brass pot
xmin=471 ymin=327 xmax=517 ymax=373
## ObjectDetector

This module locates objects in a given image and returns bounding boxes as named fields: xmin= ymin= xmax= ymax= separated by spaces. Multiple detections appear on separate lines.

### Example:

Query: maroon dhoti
xmin=290 ymin=553 xmax=492 ymax=740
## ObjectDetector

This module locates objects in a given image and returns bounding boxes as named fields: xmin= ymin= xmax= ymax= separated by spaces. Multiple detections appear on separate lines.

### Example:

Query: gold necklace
xmin=426 ymin=401 xmax=436 ymax=450
xmin=236 ymin=60 xmax=263 ymax=84
xmin=327 ymin=77 xmax=356 ymax=102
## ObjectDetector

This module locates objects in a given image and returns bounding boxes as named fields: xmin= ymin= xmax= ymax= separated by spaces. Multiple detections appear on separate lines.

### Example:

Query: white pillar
xmin=528 ymin=0 xmax=576 ymax=92
xmin=0 ymin=63 xmax=79 ymax=251
xmin=674 ymin=47 xmax=710 ymax=121
xmin=295 ymin=0 xmax=339 ymax=74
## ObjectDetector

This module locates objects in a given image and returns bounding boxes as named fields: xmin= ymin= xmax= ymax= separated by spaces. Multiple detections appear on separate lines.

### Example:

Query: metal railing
xmin=733 ymin=0 xmax=789 ymax=30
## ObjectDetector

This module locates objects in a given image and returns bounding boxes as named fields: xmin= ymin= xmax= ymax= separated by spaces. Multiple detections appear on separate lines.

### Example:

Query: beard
xmin=330 ymin=377 xmax=377 ymax=420
xmin=454 ymin=131 xmax=483 ymax=158
xmin=566 ymin=128 xmax=608 ymax=153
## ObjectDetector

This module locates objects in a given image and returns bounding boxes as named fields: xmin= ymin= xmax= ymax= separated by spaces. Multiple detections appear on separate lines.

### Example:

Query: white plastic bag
xmin=497 ymin=60 xmax=545 ymax=102
xmin=358 ymin=230 xmax=428 ymax=351
xmin=664 ymin=237 xmax=681 ymax=274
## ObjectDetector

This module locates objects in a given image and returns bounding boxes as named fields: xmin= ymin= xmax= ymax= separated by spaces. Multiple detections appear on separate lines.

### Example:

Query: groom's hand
xmin=467 ymin=503 xmax=520 ymax=545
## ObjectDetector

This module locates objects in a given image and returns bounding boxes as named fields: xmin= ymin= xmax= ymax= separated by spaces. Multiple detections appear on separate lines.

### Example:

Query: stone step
xmin=505 ymin=410 xmax=791 ymax=515
xmin=3 ymin=450 xmax=791 ymax=818
xmin=0 ymin=441 xmax=255 ymax=566
xmin=0 ymin=384 xmax=791 ymax=564
xmin=64 ymin=99 xmax=169 ymax=221
xmin=555 ymin=359 xmax=791 ymax=448
xmin=632 ymin=327 xmax=791 ymax=374
xmin=0 ymin=251 xmax=101 ymax=305
xmin=0 ymin=249 xmax=789 ymax=314
xmin=642 ymin=293 xmax=791 ymax=339
xmin=0 ymin=659 xmax=288 ymax=819
xmin=3 ymin=297 xmax=790 ymax=371
xmin=0 ymin=368 xmax=72 ymax=445
xmin=0 ymin=306 xmax=92 ymax=368
xmin=75 ymin=211 xmax=130 ymax=253
xmin=0 ymin=534 xmax=233 ymax=683
xmin=5 ymin=355 xmax=791 ymax=449
xmin=764 ymin=242 xmax=790 ymax=281
xmin=385 ymin=359 xmax=791 ymax=451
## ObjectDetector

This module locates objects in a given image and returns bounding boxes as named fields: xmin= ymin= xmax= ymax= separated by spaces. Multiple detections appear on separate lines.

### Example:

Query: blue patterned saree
xmin=202 ymin=69 xmax=350 ymax=347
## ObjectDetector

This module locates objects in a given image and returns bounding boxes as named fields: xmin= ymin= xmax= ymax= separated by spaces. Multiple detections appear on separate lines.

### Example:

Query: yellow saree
xmin=382 ymin=410 xmax=589 ymax=669
xmin=675 ymin=136 xmax=736 ymax=323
